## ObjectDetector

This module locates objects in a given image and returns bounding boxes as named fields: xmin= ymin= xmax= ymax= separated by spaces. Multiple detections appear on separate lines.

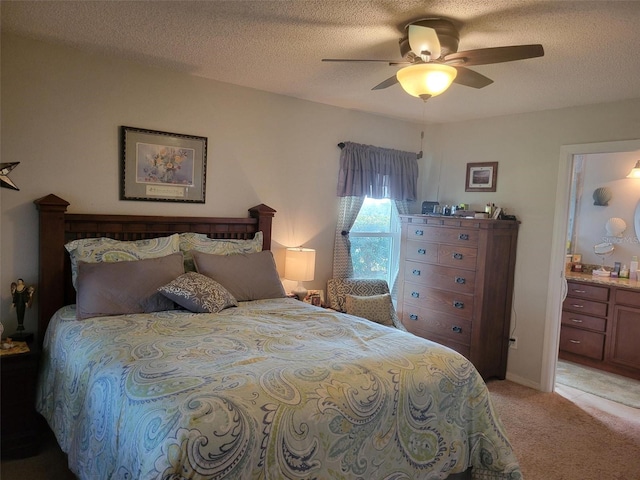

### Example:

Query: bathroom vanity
xmin=562 ymin=273 xmax=640 ymax=380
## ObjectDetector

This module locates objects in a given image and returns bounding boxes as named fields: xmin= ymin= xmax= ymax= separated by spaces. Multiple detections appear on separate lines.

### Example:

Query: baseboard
xmin=505 ymin=372 xmax=541 ymax=390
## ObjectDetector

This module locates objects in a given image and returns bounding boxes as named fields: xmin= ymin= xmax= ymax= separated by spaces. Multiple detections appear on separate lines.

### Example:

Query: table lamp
xmin=285 ymin=247 xmax=316 ymax=300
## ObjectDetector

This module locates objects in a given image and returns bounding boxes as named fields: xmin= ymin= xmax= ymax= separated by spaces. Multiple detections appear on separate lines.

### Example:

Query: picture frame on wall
xmin=121 ymin=126 xmax=207 ymax=203
xmin=465 ymin=162 xmax=498 ymax=192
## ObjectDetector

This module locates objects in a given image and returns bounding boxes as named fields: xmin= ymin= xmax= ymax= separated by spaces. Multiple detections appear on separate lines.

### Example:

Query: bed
xmin=34 ymin=194 xmax=522 ymax=480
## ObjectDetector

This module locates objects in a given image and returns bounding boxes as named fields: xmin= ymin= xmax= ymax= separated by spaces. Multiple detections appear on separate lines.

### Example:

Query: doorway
xmin=541 ymin=139 xmax=640 ymax=393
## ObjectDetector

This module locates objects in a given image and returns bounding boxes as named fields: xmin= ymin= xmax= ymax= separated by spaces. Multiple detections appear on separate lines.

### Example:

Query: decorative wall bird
xmin=0 ymin=162 xmax=20 ymax=190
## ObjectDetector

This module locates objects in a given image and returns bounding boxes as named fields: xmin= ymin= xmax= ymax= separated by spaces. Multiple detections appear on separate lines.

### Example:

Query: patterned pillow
xmin=158 ymin=272 xmax=238 ymax=313
xmin=179 ymin=231 xmax=263 ymax=271
xmin=345 ymin=293 xmax=395 ymax=327
xmin=67 ymin=234 xmax=181 ymax=289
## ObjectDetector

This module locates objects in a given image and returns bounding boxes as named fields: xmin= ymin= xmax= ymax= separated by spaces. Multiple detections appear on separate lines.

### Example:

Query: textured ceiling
xmin=3 ymin=0 xmax=640 ymax=124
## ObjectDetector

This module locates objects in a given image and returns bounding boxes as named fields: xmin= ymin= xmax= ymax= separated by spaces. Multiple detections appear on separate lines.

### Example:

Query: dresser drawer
xmin=401 ymin=306 xmax=472 ymax=346
xmin=561 ymin=310 xmax=606 ymax=332
xmin=566 ymin=281 xmax=609 ymax=302
xmin=403 ymin=260 xmax=476 ymax=294
xmin=405 ymin=240 xmax=439 ymax=263
xmin=403 ymin=284 xmax=474 ymax=320
xmin=559 ymin=326 xmax=605 ymax=360
xmin=562 ymin=297 xmax=608 ymax=317
xmin=437 ymin=244 xmax=477 ymax=270
xmin=614 ymin=288 xmax=640 ymax=307
xmin=406 ymin=226 xmax=479 ymax=246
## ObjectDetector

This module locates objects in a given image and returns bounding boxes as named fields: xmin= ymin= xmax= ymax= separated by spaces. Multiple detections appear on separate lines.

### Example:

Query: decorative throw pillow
xmin=158 ymin=272 xmax=237 ymax=313
xmin=67 ymin=234 xmax=181 ymax=289
xmin=179 ymin=232 xmax=263 ymax=271
xmin=192 ymin=250 xmax=286 ymax=302
xmin=345 ymin=293 xmax=395 ymax=327
xmin=76 ymin=252 xmax=184 ymax=320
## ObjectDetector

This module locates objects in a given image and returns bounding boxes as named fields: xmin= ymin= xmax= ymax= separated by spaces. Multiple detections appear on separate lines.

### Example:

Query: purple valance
xmin=336 ymin=142 xmax=418 ymax=201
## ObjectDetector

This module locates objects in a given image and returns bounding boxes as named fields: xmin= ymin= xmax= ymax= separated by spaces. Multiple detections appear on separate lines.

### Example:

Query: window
xmin=350 ymin=197 xmax=401 ymax=286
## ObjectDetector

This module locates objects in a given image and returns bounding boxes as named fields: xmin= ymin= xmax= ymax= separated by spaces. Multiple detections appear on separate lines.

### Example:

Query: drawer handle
xmin=570 ymin=304 xmax=584 ymax=308
xmin=453 ymin=252 xmax=463 ymax=260
xmin=412 ymin=269 xmax=421 ymax=276
xmin=574 ymin=289 xmax=587 ymax=293
xmin=455 ymin=276 xmax=466 ymax=284
xmin=411 ymin=291 xmax=420 ymax=298
xmin=453 ymin=301 xmax=464 ymax=309
xmin=417 ymin=248 xmax=426 ymax=255
xmin=415 ymin=229 xmax=424 ymax=236
xmin=409 ymin=314 xmax=418 ymax=321
xmin=458 ymin=233 xmax=469 ymax=241
xmin=569 ymin=340 xmax=581 ymax=344
xmin=452 ymin=326 xmax=463 ymax=333
xmin=570 ymin=318 xmax=583 ymax=323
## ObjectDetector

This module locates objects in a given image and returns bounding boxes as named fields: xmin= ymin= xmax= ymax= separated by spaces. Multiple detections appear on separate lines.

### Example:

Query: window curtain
xmin=333 ymin=142 xmax=418 ymax=279
xmin=332 ymin=196 xmax=365 ymax=278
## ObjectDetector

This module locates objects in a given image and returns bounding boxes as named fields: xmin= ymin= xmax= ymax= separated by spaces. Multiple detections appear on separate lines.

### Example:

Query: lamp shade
xmin=396 ymin=63 xmax=457 ymax=99
xmin=626 ymin=160 xmax=640 ymax=178
xmin=284 ymin=248 xmax=316 ymax=281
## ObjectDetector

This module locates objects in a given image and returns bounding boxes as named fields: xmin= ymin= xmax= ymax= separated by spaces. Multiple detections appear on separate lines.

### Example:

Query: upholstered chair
xmin=326 ymin=278 xmax=407 ymax=331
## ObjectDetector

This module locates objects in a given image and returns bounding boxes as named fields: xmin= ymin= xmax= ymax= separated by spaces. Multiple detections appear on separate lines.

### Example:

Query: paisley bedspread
xmin=36 ymin=298 xmax=521 ymax=480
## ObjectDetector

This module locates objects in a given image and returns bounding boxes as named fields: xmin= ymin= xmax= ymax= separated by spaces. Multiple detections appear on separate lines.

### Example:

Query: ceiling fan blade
xmin=372 ymin=75 xmax=399 ymax=90
xmin=444 ymin=44 xmax=544 ymax=66
xmin=322 ymin=58 xmax=403 ymax=63
xmin=408 ymin=24 xmax=441 ymax=60
xmin=452 ymin=66 xmax=494 ymax=89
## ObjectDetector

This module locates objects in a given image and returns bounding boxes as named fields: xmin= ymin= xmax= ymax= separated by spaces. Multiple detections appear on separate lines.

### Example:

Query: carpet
xmin=487 ymin=380 xmax=640 ymax=480
xmin=556 ymin=360 xmax=640 ymax=408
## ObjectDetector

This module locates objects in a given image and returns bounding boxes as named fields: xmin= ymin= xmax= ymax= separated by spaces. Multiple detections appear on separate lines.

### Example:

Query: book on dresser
xmin=397 ymin=214 xmax=519 ymax=380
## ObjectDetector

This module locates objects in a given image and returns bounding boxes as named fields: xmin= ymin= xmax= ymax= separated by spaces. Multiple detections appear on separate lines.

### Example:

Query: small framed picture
xmin=121 ymin=126 xmax=207 ymax=203
xmin=465 ymin=162 xmax=498 ymax=192
xmin=491 ymin=207 xmax=502 ymax=219
xmin=303 ymin=290 xmax=325 ymax=307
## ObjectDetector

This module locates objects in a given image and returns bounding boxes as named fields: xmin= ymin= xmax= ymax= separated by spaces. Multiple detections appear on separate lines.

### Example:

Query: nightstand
xmin=0 ymin=338 xmax=41 ymax=459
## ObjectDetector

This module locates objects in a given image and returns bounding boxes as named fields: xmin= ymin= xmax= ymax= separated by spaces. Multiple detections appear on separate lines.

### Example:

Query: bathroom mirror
xmin=634 ymin=200 xmax=640 ymax=241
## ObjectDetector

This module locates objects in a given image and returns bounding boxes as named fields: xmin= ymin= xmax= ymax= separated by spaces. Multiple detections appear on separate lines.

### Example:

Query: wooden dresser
xmin=397 ymin=215 xmax=519 ymax=380
xmin=560 ymin=277 xmax=640 ymax=380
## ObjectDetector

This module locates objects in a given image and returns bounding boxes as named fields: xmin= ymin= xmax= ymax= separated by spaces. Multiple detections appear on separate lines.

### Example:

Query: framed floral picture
xmin=121 ymin=126 xmax=207 ymax=202
xmin=465 ymin=162 xmax=498 ymax=192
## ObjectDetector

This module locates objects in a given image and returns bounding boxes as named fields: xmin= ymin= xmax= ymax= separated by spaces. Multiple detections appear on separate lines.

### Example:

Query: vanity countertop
xmin=566 ymin=271 xmax=640 ymax=291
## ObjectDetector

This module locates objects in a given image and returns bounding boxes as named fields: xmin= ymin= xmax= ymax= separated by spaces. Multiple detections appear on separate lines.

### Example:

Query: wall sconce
xmin=284 ymin=247 xmax=316 ymax=300
xmin=626 ymin=160 xmax=640 ymax=178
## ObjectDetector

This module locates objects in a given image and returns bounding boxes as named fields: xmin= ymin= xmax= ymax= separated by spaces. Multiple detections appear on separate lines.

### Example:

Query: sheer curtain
xmin=333 ymin=142 xmax=418 ymax=279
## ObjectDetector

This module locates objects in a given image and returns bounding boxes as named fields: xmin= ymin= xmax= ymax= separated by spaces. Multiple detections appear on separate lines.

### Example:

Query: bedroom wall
xmin=422 ymin=100 xmax=640 ymax=387
xmin=3 ymin=33 xmax=640 ymax=389
xmin=0 ymin=33 xmax=425 ymax=336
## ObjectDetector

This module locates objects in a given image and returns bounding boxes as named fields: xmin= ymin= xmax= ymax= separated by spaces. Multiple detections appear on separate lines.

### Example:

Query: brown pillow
xmin=76 ymin=252 xmax=184 ymax=320
xmin=192 ymin=250 xmax=286 ymax=301
xmin=158 ymin=272 xmax=237 ymax=313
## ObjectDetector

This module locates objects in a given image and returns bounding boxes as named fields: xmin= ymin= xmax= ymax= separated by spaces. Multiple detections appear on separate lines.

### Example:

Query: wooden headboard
xmin=34 ymin=194 xmax=276 ymax=347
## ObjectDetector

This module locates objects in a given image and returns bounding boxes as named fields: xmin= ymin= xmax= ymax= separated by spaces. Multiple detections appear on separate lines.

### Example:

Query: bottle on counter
xmin=620 ymin=264 xmax=630 ymax=279
xmin=630 ymin=256 xmax=638 ymax=281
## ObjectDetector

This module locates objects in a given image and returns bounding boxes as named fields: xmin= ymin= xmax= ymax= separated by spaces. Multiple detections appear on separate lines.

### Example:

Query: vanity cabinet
xmin=397 ymin=215 xmax=519 ymax=380
xmin=560 ymin=279 xmax=640 ymax=380
xmin=560 ymin=282 xmax=608 ymax=361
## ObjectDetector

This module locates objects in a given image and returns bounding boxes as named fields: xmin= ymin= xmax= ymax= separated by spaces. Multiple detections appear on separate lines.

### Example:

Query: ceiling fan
xmin=322 ymin=18 xmax=544 ymax=100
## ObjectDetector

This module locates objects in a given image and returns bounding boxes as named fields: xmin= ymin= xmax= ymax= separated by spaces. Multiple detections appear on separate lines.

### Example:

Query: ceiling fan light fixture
xmin=408 ymin=25 xmax=441 ymax=60
xmin=626 ymin=160 xmax=640 ymax=178
xmin=396 ymin=63 xmax=457 ymax=98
